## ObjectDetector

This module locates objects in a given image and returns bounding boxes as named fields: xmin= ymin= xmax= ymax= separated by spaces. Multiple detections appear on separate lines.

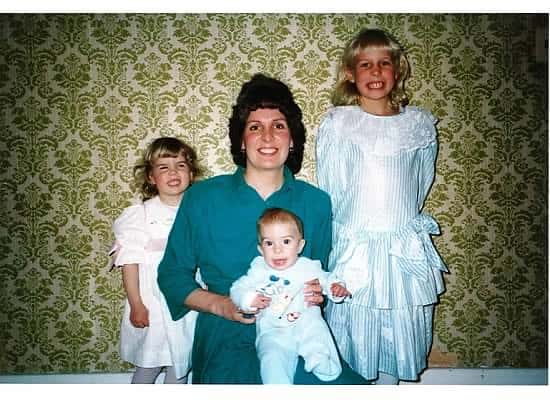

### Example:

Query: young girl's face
xmin=347 ymin=47 xmax=397 ymax=111
xmin=148 ymin=153 xmax=193 ymax=205
xmin=258 ymin=221 xmax=305 ymax=271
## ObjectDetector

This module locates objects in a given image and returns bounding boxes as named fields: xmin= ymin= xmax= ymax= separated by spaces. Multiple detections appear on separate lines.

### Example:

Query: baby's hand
xmin=330 ymin=283 xmax=351 ymax=298
xmin=251 ymin=293 xmax=272 ymax=310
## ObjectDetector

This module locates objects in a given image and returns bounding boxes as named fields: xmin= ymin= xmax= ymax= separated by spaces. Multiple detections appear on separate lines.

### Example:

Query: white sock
xmin=163 ymin=366 xmax=188 ymax=384
xmin=131 ymin=366 xmax=163 ymax=384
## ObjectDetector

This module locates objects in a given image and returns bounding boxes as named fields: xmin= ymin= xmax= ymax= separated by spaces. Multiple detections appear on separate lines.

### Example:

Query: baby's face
xmin=258 ymin=222 xmax=305 ymax=271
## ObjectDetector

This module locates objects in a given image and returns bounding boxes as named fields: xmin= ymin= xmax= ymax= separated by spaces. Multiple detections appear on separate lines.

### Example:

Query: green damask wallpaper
xmin=0 ymin=13 xmax=547 ymax=374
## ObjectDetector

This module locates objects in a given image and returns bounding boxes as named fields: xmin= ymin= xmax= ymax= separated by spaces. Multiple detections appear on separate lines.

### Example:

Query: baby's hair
xmin=257 ymin=208 xmax=304 ymax=243
xmin=133 ymin=137 xmax=200 ymax=200
xmin=332 ymin=28 xmax=410 ymax=110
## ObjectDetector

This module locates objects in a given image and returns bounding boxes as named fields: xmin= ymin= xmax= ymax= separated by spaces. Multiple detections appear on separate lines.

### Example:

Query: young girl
xmin=110 ymin=137 xmax=201 ymax=383
xmin=316 ymin=28 xmax=448 ymax=384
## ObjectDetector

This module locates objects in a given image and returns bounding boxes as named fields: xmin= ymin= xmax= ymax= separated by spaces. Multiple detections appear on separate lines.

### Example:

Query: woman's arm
xmin=184 ymin=288 xmax=256 ymax=324
xmin=158 ymin=187 xmax=256 ymax=324
xmin=157 ymin=190 xmax=202 ymax=320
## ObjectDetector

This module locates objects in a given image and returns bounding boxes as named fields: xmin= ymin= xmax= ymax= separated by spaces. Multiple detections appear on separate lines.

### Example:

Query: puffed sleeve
xmin=110 ymin=204 xmax=147 ymax=267
xmin=157 ymin=187 xmax=200 ymax=320
xmin=416 ymin=111 xmax=439 ymax=211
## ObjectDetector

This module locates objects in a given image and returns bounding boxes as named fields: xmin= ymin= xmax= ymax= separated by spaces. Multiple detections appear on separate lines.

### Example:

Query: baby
xmin=230 ymin=207 xmax=350 ymax=384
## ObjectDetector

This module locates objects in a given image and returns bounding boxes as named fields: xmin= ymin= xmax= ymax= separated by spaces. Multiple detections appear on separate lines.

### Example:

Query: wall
xmin=0 ymin=13 xmax=547 ymax=374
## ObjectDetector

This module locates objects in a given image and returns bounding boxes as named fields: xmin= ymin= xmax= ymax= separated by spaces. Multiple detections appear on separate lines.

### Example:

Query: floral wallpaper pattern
xmin=0 ymin=13 xmax=547 ymax=374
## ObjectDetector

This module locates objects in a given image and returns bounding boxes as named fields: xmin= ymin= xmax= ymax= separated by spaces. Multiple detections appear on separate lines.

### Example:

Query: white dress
xmin=316 ymin=105 xmax=448 ymax=381
xmin=111 ymin=195 xmax=198 ymax=378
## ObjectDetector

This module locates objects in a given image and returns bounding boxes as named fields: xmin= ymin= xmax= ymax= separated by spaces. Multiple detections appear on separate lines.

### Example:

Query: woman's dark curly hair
xmin=228 ymin=74 xmax=306 ymax=175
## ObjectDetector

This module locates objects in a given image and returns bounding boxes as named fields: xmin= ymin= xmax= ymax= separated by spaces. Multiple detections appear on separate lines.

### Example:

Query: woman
xmin=157 ymin=74 xmax=365 ymax=384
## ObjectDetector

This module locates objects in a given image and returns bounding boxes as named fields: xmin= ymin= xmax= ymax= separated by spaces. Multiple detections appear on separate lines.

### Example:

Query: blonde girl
xmin=316 ymin=28 xmax=448 ymax=384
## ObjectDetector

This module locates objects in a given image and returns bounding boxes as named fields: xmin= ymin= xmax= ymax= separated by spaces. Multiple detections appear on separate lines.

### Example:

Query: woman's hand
xmin=304 ymin=278 xmax=324 ymax=306
xmin=214 ymin=296 xmax=257 ymax=324
xmin=185 ymin=288 xmax=256 ymax=324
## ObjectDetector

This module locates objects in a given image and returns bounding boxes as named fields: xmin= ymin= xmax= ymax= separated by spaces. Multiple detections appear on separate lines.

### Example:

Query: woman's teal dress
xmin=158 ymin=167 xmax=365 ymax=384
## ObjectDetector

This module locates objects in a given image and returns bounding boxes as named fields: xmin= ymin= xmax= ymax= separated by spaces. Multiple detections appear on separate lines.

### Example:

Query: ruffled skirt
xmin=326 ymin=213 xmax=447 ymax=380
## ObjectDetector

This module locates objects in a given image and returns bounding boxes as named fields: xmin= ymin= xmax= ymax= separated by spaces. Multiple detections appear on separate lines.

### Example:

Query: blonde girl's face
xmin=347 ymin=48 xmax=397 ymax=112
xmin=148 ymin=153 xmax=193 ymax=206
xmin=257 ymin=222 xmax=305 ymax=271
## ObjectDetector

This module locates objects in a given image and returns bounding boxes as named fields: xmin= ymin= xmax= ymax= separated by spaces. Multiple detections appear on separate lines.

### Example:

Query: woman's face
xmin=242 ymin=108 xmax=293 ymax=174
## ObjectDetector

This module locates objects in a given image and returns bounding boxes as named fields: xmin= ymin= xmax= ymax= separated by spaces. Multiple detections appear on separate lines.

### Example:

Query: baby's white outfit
xmin=230 ymin=255 xmax=344 ymax=384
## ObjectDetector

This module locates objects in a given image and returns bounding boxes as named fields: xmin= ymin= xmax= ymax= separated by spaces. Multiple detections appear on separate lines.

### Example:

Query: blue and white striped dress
xmin=316 ymin=105 xmax=448 ymax=381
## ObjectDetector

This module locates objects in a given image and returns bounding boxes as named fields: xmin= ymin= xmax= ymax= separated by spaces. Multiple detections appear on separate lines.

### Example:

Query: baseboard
xmin=0 ymin=368 xmax=547 ymax=384
xmin=400 ymin=367 xmax=548 ymax=385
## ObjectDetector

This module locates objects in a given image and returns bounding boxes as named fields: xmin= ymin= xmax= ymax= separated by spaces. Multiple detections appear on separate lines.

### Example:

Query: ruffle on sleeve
xmin=109 ymin=204 xmax=148 ymax=269
xmin=389 ymin=213 xmax=448 ymax=281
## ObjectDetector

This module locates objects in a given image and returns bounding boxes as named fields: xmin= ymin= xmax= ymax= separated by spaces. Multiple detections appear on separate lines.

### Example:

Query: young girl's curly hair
xmin=133 ymin=137 xmax=200 ymax=200
xmin=332 ymin=28 xmax=410 ymax=110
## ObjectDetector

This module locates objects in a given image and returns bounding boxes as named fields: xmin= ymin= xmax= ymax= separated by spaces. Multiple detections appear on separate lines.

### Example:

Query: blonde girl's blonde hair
xmin=133 ymin=137 xmax=201 ymax=200
xmin=331 ymin=28 xmax=410 ymax=110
